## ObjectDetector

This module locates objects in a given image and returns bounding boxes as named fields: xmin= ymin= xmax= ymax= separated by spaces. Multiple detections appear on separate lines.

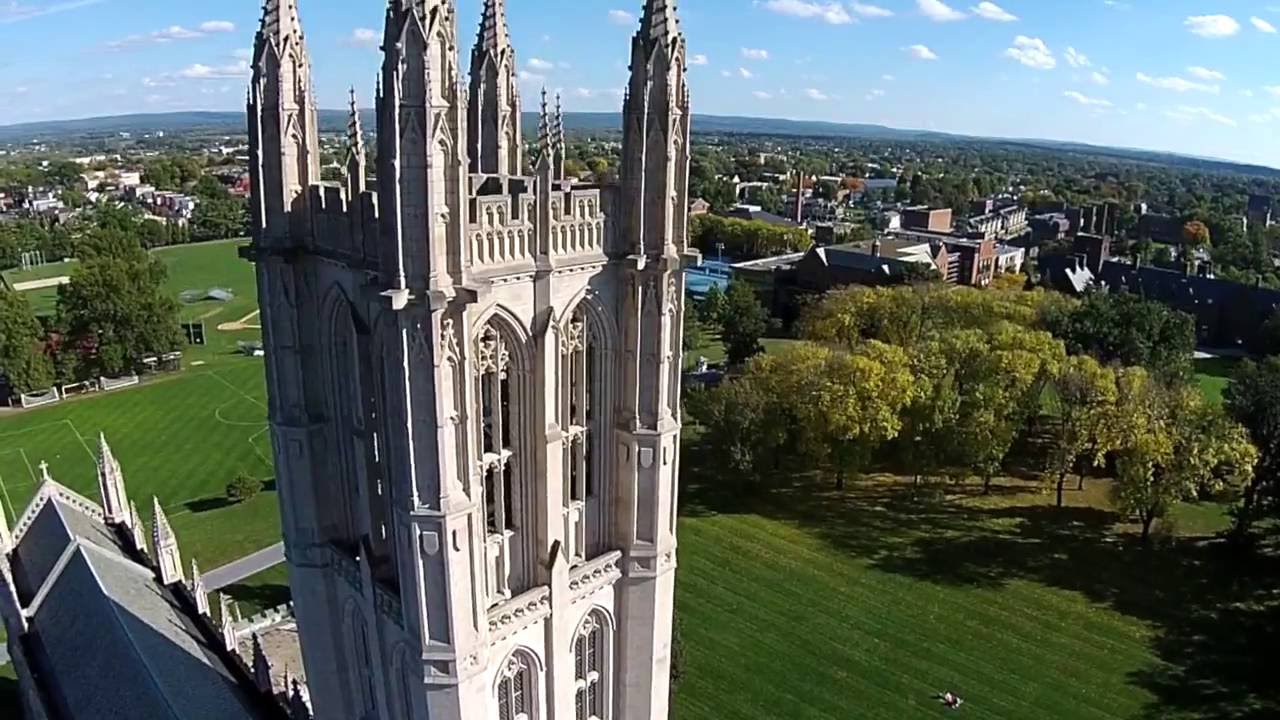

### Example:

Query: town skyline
xmin=3 ymin=1 xmax=1280 ymax=165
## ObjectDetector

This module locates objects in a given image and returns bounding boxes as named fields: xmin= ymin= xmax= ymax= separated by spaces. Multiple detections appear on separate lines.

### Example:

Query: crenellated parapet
xmin=469 ymin=193 xmax=536 ymax=266
xmin=306 ymin=185 xmax=381 ymax=270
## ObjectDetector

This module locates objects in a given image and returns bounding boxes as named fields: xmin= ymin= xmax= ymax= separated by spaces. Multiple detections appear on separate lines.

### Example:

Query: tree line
xmin=688 ymin=284 xmax=1259 ymax=543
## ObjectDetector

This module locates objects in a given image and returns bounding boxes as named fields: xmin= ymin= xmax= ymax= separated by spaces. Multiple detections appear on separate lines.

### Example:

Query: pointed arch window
xmin=475 ymin=321 xmax=526 ymax=601
xmin=573 ymin=614 xmax=609 ymax=720
xmin=561 ymin=305 xmax=604 ymax=562
xmin=496 ymin=653 xmax=535 ymax=720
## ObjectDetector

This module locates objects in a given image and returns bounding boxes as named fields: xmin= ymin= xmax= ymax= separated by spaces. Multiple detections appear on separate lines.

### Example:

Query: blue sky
xmin=2 ymin=0 xmax=1280 ymax=167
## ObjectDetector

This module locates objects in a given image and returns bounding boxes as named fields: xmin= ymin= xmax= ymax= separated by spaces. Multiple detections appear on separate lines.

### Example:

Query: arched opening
xmin=474 ymin=313 xmax=531 ymax=602
xmin=561 ymin=297 xmax=613 ymax=562
xmin=345 ymin=605 xmax=378 ymax=718
xmin=572 ymin=610 xmax=613 ymax=720
xmin=495 ymin=648 xmax=541 ymax=720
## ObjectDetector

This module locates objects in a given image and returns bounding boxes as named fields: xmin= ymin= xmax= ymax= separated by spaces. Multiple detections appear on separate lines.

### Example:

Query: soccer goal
xmin=19 ymin=387 xmax=61 ymax=409
xmin=99 ymin=374 xmax=141 ymax=392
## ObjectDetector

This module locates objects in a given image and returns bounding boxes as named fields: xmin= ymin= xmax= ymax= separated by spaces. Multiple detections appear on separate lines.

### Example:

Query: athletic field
xmin=0 ymin=360 xmax=279 ymax=569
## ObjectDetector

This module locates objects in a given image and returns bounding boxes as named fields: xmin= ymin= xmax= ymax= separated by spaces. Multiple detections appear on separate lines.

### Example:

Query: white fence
xmin=18 ymin=388 xmax=61 ymax=409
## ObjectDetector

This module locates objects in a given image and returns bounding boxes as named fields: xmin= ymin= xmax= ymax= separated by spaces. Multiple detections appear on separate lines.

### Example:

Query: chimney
xmin=793 ymin=170 xmax=804 ymax=225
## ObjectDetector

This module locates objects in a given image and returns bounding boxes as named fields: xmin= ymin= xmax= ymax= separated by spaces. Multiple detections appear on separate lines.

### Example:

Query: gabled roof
xmin=10 ymin=485 xmax=269 ymax=720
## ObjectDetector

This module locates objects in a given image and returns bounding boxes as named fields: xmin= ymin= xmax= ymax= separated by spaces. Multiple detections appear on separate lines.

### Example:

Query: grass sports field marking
xmin=63 ymin=418 xmax=98 ymax=464
xmin=0 ymin=469 xmax=17 ymax=525
xmin=202 ymin=370 xmax=268 ymax=411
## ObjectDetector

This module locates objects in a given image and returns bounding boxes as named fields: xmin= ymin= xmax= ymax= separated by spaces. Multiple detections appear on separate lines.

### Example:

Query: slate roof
xmin=10 ymin=485 xmax=269 ymax=720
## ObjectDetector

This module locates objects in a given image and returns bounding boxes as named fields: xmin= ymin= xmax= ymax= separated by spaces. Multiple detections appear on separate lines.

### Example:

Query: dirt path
xmin=218 ymin=309 xmax=262 ymax=332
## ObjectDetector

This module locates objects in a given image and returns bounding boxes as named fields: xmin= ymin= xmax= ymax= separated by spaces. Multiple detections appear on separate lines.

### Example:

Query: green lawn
xmin=0 ymin=360 xmax=277 ymax=569
xmin=2 ymin=239 xmax=261 ymax=366
xmin=673 ymin=435 xmax=1277 ymax=720
xmin=222 ymin=564 xmax=292 ymax=618
xmin=1193 ymin=356 xmax=1240 ymax=406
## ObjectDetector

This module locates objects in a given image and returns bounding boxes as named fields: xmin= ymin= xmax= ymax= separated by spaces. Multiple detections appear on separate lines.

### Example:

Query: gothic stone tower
xmin=245 ymin=0 xmax=695 ymax=718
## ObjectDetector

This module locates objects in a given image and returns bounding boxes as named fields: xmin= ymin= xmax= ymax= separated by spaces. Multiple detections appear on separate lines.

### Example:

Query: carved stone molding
xmin=486 ymin=586 xmax=551 ymax=644
xmin=568 ymin=550 xmax=622 ymax=602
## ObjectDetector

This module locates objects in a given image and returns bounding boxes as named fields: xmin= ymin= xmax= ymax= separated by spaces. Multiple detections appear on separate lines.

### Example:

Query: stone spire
xmin=96 ymin=432 xmax=129 ymax=526
xmin=252 ymin=632 xmax=275 ymax=693
xmin=249 ymin=0 xmax=320 ymax=246
xmin=640 ymin=0 xmax=680 ymax=46
xmin=190 ymin=558 xmax=210 ymax=616
xmin=468 ymin=0 xmax=523 ymax=176
xmin=344 ymin=87 xmax=366 ymax=199
xmin=128 ymin=499 xmax=147 ymax=557
xmin=535 ymin=87 xmax=552 ymax=172
xmin=151 ymin=497 xmax=183 ymax=586
xmin=551 ymin=92 xmax=566 ymax=181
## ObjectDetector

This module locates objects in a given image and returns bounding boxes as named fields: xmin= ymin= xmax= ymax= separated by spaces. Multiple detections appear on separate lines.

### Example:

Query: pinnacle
xmin=640 ymin=0 xmax=680 ymax=45
xmin=476 ymin=0 xmax=511 ymax=53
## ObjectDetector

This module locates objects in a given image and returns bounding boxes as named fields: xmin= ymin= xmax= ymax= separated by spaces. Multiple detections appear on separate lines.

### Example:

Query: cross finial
xmin=38 ymin=461 xmax=51 ymax=482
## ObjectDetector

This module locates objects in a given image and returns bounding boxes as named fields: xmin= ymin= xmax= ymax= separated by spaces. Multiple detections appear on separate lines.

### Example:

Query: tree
xmin=56 ymin=237 xmax=182 ymax=379
xmin=0 ymin=288 xmax=54 ymax=394
xmin=1224 ymin=357 xmax=1280 ymax=536
xmin=685 ymin=376 xmax=786 ymax=488
xmin=720 ymin=281 xmax=767 ymax=366
xmin=1043 ymin=355 xmax=1118 ymax=507
xmin=226 ymin=472 xmax=264 ymax=503
xmin=699 ymin=283 xmax=727 ymax=328
xmin=682 ymin=309 xmax=708 ymax=357
xmin=754 ymin=342 xmax=916 ymax=489
xmin=1043 ymin=291 xmax=1195 ymax=383
xmin=1177 ymin=221 xmax=1208 ymax=254
xmin=1111 ymin=370 xmax=1257 ymax=543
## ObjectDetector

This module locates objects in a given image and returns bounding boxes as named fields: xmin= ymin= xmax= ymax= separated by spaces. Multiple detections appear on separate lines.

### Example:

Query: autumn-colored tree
xmin=1110 ymin=369 xmax=1257 ymax=543
xmin=1043 ymin=355 xmax=1119 ymax=507
xmin=1182 ymin=220 xmax=1212 ymax=251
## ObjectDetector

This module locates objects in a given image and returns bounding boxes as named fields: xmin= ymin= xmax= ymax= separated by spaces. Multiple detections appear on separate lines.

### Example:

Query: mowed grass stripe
xmin=690 ymin=516 xmax=1148 ymax=717
xmin=697 ymin=515 xmax=1154 ymax=688
xmin=677 ymin=516 xmax=1154 ymax=719
xmin=680 ymin=531 xmax=1094 ymax=720
xmin=726 ymin=512 xmax=1156 ymax=664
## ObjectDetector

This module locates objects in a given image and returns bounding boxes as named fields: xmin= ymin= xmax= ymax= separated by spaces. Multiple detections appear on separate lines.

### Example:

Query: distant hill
xmin=2 ymin=110 xmax=1276 ymax=178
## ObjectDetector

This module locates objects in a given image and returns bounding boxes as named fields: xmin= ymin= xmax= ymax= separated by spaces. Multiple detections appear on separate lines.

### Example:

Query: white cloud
xmin=0 ymin=0 xmax=106 ymax=25
xmin=1004 ymin=36 xmax=1055 ymax=70
xmin=851 ymin=2 xmax=894 ymax=18
xmin=1064 ymin=47 xmax=1090 ymax=68
xmin=1136 ymin=72 xmax=1219 ymax=94
xmin=1063 ymin=90 xmax=1111 ymax=107
xmin=865 ymin=88 xmax=887 ymax=100
xmin=720 ymin=70 xmax=732 ymax=78
xmin=346 ymin=27 xmax=378 ymax=49
xmin=1265 ymin=86 xmax=1280 ymax=97
xmin=517 ymin=70 xmax=544 ymax=82
xmin=689 ymin=54 xmax=708 ymax=66
xmin=108 ymin=21 xmax=239 ymax=49
xmin=762 ymin=0 xmax=853 ymax=24
xmin=1249 ymin=108 xmax=1280 ymax=123
xmin=805 ymin=88 xmax=830 ymax=100
xmin=607 ymin=9 xmax=634 ymax=25
xmin=573 ymin=88 xmax=594 ymax=98
xmin=741 ymin=47 xmax=770 ymax=60
xmin=1090 ymin=71 xmax=1110 ymax=86
xmin=198 ymin=20 xmax=234 ymax=33
xmin=176 ymin=61 xmax=250 ymax=79
xmin=882 ymin=74 xmax=896 ymax=81
xmin=1166 ymin=105 xmax=1236 ymax=126
xmin=917 ymin=0 xmax=965 ymax=21
xmin=1252 ymin=16 xmax=1278 ymax=34
xmin=1184 ymin=14 xmax=1241 ymax=39
xmin=1186 ymin=66 xmax=1224 ymax=81
xmin=753 ymin=90 xmax=774 ymax=99
xmin=527 ymin=57 xmax=555 ymax=71
xmin=905 ymin=44 xmax=939 ymax=60
xmin=232 ymin=48 xmax=252 ymax=61
xmin=971 ymin=2 xmax=1016 ymax=22
xmin=738 ymin=67 xmax=754 ymax=79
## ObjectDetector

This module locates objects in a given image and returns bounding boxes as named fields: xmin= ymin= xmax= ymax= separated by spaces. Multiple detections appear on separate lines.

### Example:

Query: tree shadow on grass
xmin=185 ymin=496 xmax=235 ymax=514
xmin=680 ymin=435 xmax=1280 ymax=720
xmin=222 ymin=581 xmax=291 ymax=617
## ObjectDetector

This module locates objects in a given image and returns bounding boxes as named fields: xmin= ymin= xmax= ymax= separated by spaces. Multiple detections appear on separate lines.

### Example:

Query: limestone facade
xmin=245 ymin=1 xmax=695 ymax=719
